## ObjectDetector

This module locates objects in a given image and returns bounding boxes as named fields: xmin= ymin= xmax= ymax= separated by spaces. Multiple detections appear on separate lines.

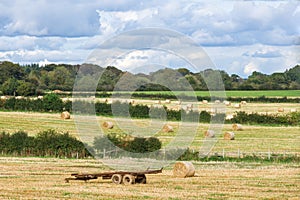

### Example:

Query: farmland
xmin=0 ymin=157 xmax=299 ymax=199
xmin=0 ymin=110 xmax=299 ymax=155
xmin=115 ymin=90 xmax=300 ymax=98
xmin=1 ymin=94 xmax=299 ymax=200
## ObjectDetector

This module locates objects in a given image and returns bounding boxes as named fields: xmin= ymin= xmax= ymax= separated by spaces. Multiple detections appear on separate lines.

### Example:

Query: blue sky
xmin=0 ymin=0 xmax=299 ymax=77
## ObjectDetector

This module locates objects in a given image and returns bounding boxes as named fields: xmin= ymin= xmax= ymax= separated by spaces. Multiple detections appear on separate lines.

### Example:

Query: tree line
xmin=0 ymin=94 xmax=299 ymax=126
xmin=0 ymin=129 xmax=162 ymax=159
xmin=0 ymin=61 xmax=300 ymax=96
xmin=0 ymin=129 xmax=91 ymax=158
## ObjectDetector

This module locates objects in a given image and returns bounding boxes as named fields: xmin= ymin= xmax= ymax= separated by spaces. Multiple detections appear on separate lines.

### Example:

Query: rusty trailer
xmin=65 ymin=168 xmax=163 ymax=185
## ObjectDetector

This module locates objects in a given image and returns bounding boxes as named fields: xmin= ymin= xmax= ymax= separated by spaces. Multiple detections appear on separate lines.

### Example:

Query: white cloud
xmin=244 ymin=62 xmax=259 ymax=75
xmin=0 ymin=0 xmax=299 ymax=77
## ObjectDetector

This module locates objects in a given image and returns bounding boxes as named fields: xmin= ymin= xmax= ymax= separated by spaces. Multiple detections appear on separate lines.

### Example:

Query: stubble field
xmin=0 ymin=157 xmax=299 ymax=200
xmin=0 ymin=99 xmax=299 ymax=199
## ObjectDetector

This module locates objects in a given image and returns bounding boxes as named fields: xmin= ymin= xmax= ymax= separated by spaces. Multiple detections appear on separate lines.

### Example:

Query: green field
xmin=128 ymin=90 xmax=300 ymax=97
xmin=1 ymin=111 xmax=299 ymax=155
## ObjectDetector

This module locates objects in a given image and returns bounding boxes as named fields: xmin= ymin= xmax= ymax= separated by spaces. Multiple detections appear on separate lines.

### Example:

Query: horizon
xmin=2 ymin=60 xmax=298 ymax=79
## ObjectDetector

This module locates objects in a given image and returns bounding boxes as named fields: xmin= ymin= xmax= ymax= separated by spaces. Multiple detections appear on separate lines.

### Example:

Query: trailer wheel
xmin=111 ymin=174 xmax=123 ymax=184
xmin=135 ymin=174 xmax=147 ymax=184
xmin=123 ymin=174 xmax=135 ymax=185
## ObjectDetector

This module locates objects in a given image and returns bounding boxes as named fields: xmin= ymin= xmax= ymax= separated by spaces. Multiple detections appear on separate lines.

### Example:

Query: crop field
xmin=1 ymin=98 xmax=299 ymax=199
xmin=1 ymin=111 xmax=299 ymax=155
xmin=119 ymin=90 xmax=300 ymax=98
xmin=0 ymin=157 xmax=299 ymax=200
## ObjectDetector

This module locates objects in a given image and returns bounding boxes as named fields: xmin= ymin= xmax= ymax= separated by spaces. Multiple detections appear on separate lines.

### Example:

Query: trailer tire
xmin=111 ymin=174 xmax=123 ymax=184
xmin=136 ymin=174 xmax=147 ymax=184
xmin=123 ymin=174 xmax=135 ymax=185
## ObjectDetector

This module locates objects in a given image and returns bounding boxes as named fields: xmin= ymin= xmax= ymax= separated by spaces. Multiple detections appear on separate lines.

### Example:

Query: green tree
xmin=1 ymin=78 xmax=19 ymax=96
xmin=16 ymin=81 xmax=36 ymax=96
xmin=0 ymin=61 xmax=25 ymax=84
xmin=43 ymin=93 xmax=63 ymax=112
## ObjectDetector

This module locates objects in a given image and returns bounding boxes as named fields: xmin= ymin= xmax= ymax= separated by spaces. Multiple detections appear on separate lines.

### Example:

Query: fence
xmin=93 ymin=148 xmax=300 ymax=161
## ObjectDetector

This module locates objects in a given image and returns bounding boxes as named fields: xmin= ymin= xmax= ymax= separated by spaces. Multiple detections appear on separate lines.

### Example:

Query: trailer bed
xmin=65 ymin=168 xmax=163 ymax=185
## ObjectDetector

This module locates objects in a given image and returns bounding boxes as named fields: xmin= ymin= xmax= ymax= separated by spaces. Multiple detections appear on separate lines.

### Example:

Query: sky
xmin=0 ymin=0 xmax=299 ymax=77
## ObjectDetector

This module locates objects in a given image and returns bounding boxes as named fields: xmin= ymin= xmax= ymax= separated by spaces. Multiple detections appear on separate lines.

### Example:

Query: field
xmin=1 ymin=111 xmax=299 ymax=154
xmin=127 ymin=90 xmax=300 ymax=97
xmin=1 ymin=97 xmax=299 ymax=199
xmin=0 ymin=157 xmax=299 ymax=200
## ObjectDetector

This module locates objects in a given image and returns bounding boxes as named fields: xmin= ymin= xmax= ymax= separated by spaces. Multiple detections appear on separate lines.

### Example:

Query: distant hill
xmin=0 ymin=61 xmax=299 ymax=96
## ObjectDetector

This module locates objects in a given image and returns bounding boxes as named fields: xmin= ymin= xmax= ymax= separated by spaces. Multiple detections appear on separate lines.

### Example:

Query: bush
xmin=0 ymin=129 xmax=91 ymax=158
xmin=43 ymin=93 xmax=63 ymax=112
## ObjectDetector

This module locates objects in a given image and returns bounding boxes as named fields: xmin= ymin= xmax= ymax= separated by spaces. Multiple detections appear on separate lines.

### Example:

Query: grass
xmin=0 ymin=111 xmax=299 ymax=155
xmin=0 ymin=157 xmax=299 ymax=199
xmin=127 ymin=90 xmax=300 ymax=98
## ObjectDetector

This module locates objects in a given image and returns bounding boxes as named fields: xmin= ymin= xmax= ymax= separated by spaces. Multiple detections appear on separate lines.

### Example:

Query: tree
xmin=0 ymin=61 xmax=25 ymax=84
xmin=1 ymin=78 xmax=19 ymax=96
xmin=43 ymin=93 xmax=63 ymax=112
xmin=16 ymin=81 xmax=36 ymax=96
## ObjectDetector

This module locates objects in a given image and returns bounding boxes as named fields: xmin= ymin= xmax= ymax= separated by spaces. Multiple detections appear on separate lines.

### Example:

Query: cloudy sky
xmin=0 ymin=0 xmax=299 ymax=77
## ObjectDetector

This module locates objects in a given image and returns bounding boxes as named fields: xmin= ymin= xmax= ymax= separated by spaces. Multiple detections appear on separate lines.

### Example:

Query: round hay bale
xmin=163 ymin=124 xmax=174 ymax=132
xmin=225 ymin=114 xmax=234 ymax=120
xmin=215 ymin=100 xmax=220 ymax=104
xmin=234 ymin=103 xmax=241 ymax=109
xmin=61 ymin=111 xmax=71 ymax=119
xmin=278 ymin=108 xmax=284 ymax=112
xmin=53 ymin=90 xmax=62 ymax=94
xmin=224 ymin=131 xmax=235 ymax=140
xmin=241 ymin=101 xmax=247 ymax=105
xmin=290 ymin=108 xmax=297 ymax=112
xmin=223 ymin=100 xmax=231 ymax=106
xmin=102 ymin=121 xmax=114 ymax=129
xmin=173 ymin=161 xmax=195 ymax=178
xmin=155 ymin=100 xmax=161 ymax=104
xmin=204 ymin=130 xmax=215 ymax=138
xmin=202 ymin=100 xmax=208 ymax=104
xmin=165 ymin=99 xmax=171 ymax=104
xmin=232 ymin=123 xmax=243 ymax=131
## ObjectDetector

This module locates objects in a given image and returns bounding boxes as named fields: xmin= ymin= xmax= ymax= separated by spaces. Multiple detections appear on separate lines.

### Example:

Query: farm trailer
xmin=65 ymin=168 xmax=163 ymax=185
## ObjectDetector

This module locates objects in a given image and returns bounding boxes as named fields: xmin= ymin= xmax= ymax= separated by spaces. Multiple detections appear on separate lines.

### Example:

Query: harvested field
xmin=0 ymin=112 xmax=299 ymax=154
xmin=0 ymin=157 xmax=299 ymax=200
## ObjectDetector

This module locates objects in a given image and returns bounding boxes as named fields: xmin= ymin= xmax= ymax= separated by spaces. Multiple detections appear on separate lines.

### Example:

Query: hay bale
xmin=204 ymin=130 xmax=215 ymax=138
xmin=278 ymin=108 xmax=284 ymax=112
xmin=290 ymin=108 xmax=297 ymax=112
xmin=102 ymin=121 xmax=114 ymax=129
xmin=162 ymin=124 xmax=173 ymax=132
xmin=241 ymin=101 xmax=247 ymax=105
xmin=61 ymin=111 xmax=71 ymax=119
xmin=225 ymin=114 xmax=234 ymax=120
xmin=215 ymin=100 xmax=220 ymax=104
xmin=224 ymin=131 xmax=235 ymax=140
xmin=155 ymin=100 xmax=161 ymax=104
xmin=234 ymin=103 xmax=241 ymax=109
xmin=210 ymin=108 xmax=216 ymax=114
xmin=202 ymin=100 xmax=208 ymax=104
xmin=173 ymin=161 xmax=195 ymax=178
xmin=53 ymin=90 xmax=62 ymax=94
xmin=223 ymin=100 xmax=231 ymax=106
xmin=232 ymin=123 xmax=243 ymax=131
